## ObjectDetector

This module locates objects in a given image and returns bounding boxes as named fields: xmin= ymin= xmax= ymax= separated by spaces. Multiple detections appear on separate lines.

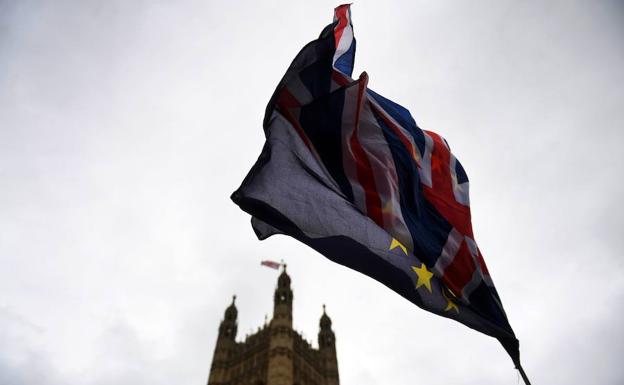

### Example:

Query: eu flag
xmin=232 ymin=4 xmax=526 ymax=377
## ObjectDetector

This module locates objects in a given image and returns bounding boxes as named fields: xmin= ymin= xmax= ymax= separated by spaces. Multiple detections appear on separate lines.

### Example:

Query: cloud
xmin=1 ymin=1 xmax=623 ymax=384
xmin=0 ymin=307 xmax=64 ymax=385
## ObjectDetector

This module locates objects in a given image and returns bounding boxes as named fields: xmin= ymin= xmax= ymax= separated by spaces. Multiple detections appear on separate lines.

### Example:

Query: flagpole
xmin=517 ymin=364 xmax=532 ymax=385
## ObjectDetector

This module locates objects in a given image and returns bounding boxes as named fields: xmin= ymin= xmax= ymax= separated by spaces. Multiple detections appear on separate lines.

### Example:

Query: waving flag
xmin=232 ymin=4 xmax=527 ymax=379
xmin=260 ymin=260 xmax=282 ymax=270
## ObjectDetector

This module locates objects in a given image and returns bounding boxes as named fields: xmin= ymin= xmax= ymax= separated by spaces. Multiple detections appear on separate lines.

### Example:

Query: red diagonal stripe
xmin=350 ymin=75 xmax=383 ymax=226
xmin=333 ymin=5 xmax=349 ymax=50
xmin=423 ymin=131 xmax=473 ymax=237
xmin=442 ymin=239 xmax=476 ymax=296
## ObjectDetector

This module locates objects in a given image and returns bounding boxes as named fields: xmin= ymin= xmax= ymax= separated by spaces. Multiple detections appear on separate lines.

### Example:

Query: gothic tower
xmin=208 ymin=296 xmax=238 ymax=385
xmin=206 ymin=266 xmax=340 ymax=385
xmin=267 ymin=267 xmax=294 ymax=385
xmin=318 ymin=306 xmax=339 ymax=385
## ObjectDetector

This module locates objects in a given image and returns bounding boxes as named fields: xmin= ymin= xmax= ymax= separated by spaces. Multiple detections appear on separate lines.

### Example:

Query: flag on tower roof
xmin=232 ymin=4 xmax=527 ymax=379
xmin=260 ymin=260 xmax=282 ymax=270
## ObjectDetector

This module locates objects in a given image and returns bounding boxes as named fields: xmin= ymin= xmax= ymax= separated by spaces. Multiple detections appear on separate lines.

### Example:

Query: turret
xmin=207 ymin=296 xmax=238 ymax=385
xmin=318 ymin=305 xmax=339 ymax=385
xmin=267 ymin=265 xmax=294 ymax=385
xmin=273 ymin=265 xmax=293 ymax=325
xmin=219 ymin=295 xmax=238 ymax=340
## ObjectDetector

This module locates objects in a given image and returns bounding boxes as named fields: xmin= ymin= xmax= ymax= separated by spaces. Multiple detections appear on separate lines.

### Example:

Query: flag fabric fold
xmin=232 ymin=4 xmax=522 ymax=368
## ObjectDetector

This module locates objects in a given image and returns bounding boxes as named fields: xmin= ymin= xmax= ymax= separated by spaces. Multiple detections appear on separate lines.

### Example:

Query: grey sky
xmin=1 ymin=0 xmax=623 ymax=384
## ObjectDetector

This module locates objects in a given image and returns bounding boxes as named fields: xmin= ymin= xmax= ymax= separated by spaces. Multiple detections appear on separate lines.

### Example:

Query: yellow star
xmin=389 ymin=238 xmax=407 ymax=255
xmin=443 ymin=290 xmax=459 ymax=313
xmin=411 ymin=263 xmax=433 ymax=293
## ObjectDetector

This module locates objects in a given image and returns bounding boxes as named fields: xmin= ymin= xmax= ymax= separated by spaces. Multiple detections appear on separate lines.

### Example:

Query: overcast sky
xmin=1 ymin=1 xmax=623 ymax=384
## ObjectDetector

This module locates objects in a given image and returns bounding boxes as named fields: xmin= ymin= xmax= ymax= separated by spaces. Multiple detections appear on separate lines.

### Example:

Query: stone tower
xmin=317 ymin=306 xmax=338 ymax=385
xmin=207 ymin=266 xmax=339 ymax=385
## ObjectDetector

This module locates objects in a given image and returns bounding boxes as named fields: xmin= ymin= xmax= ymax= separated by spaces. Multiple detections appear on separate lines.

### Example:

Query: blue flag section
xmin=232 ymin=4 xmax=527 ymax=379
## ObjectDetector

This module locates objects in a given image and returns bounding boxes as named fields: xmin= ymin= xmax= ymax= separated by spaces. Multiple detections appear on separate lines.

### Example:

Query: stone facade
xmin=207 ymin=267 xmax=339 ymax=385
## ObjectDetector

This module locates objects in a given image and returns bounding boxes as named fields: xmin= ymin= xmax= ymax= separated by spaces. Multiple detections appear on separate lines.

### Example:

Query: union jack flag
xmin=233 ymin=4 xmax=523 ymax=372
xmin=260 ymin=260 xmax=281 ymax=270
